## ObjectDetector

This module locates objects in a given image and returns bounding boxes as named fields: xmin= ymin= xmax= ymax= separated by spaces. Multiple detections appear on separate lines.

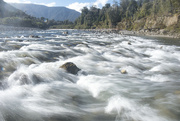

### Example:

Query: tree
xmin=107 ymin=2 xmax=121 ymax=28
xmin=126 ymin=0 xmax=138 ymax=18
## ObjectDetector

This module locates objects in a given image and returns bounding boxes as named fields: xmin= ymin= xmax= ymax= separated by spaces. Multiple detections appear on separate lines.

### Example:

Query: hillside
xmin=0 ymin=0 xmax=27 ymax=18
xmin=11 ymin=3 xmax=81 ymax=22
xmin=0 ymin=0 xmax=74 ymax=29
xmin=74 ymin=0 xmax=180 ymax=37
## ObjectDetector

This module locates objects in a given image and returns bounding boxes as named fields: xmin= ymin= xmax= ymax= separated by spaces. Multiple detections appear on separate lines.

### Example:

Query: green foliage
xmin=74 ymin=0 xmax=180 ymax=32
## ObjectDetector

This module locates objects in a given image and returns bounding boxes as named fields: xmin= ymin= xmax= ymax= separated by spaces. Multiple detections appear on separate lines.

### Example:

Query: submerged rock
xmin=29 ymin=35 xmax=40 ymax=38
xmin=60 ymin=62 xmax=81 ymax=75
xmin=18 ymin=39 xmax=24 ymax=42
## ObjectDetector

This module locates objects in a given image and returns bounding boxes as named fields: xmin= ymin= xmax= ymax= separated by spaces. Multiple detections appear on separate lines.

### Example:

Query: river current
xmin=0 ymin=29 xmax=180 ymax=121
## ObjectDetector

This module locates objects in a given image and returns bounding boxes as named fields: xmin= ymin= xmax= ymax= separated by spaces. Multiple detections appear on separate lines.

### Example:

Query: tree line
xmin=74 ymin=0 xmax=180 ymax=30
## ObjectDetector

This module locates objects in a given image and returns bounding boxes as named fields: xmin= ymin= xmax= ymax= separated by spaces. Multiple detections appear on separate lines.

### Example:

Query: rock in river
xmin=60 ymin=62 xmax=81 ymax=75
xmin=121 ymin=69 xmax=127 ymax=74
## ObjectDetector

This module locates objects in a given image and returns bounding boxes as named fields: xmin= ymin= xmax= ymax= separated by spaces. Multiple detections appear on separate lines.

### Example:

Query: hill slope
xmin=0 ymin=0 xmax=27 ymax=18
xmin=10 ymin=3 xmax=81 ymax=22
xmin=74 ymin=0 xmax=180 ymax=37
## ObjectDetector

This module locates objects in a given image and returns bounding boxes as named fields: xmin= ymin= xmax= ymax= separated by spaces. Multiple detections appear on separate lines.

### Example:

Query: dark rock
xmin=60 ymin=62 xmax=81 ymax=75
xmin=128 ymin=41 xmax=132 ymax=45
xmin=29 ymin=35 xmax=40 ymax=38
xmin=18 ymin=39 xmax=24 ymax=42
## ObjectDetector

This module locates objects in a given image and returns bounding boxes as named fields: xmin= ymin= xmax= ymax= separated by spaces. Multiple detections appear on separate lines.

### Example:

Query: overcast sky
xmin=4 ymin=0 xmax=113 ymax=12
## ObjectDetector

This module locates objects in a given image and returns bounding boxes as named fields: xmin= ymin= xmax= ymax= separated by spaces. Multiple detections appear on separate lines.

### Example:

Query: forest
xmin=74 ymin=0 xmax=180 ymax=33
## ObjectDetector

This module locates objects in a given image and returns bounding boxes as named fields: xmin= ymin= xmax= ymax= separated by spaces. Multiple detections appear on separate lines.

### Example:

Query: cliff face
xmin=145 ymin=14 xmax=180 ymax=29
xmin=117 ymin=13 xmax=180 ymax=38
xmin=115 ymin=0 xmax=180 ymax=38
xmin=117 ymin=13 xmax=180 ymax=37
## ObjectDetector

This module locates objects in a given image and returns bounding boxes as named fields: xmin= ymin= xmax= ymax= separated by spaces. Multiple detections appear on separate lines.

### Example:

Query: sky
xmin=4 ymin=0 xmax=113 ymax=12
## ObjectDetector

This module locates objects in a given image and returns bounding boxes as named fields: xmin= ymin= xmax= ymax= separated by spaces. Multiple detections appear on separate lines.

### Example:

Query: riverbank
xmin=121 ymin=29 xmax=180 ymax=39
xmin=0 ymin=25 xmax=179 ymax=39
xmin=84 ymin=29 xmax=180 ymax=39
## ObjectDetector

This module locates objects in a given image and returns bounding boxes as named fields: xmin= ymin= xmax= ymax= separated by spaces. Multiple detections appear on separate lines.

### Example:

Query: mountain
xmin=0 ymin=0 xmax=27 ymax=18
xmin=0 ymin=0 xmax=49 ymax=29
xmin=10 ymin=3 xmax=81 ymax=22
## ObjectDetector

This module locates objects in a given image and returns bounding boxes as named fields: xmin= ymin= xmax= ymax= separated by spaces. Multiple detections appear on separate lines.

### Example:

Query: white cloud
xmin=94 ymin=0 xmax=109 ymax=7
xmin=67 ymin=2 xmax=90 ymax=13
xmin=67 ymin=0 xmax=109 ymax=13
xmin=39 ymin=2 xmax=56 ymax=7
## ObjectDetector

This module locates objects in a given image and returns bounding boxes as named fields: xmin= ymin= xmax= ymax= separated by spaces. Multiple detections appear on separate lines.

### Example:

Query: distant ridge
xmin=10 ymin=3 xmax=81 ymax=22
xmin=0 ymin=0 xmax=27 ymax=18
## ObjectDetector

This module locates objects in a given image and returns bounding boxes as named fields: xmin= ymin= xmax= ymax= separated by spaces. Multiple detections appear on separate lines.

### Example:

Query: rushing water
xmin=0 ymin=29 xmax=180 ymax=121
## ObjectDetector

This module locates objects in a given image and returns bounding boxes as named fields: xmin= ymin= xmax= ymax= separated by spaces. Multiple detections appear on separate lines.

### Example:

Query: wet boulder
xmin=121 ymin=69 xmax=127 ymax=74
xmin=128 ymin=41 xmax=132 ymax=45
xmin=60 ymin=62 xmax=81 ymax=75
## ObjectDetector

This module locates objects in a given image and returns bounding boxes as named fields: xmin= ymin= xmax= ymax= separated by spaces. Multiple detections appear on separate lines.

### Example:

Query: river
xmin=0 ymin=29 xmax=180 ymax=121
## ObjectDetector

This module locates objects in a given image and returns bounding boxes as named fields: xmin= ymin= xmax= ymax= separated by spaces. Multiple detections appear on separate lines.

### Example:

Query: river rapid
xmin=0 ymin=29 xmax=180 ymax=121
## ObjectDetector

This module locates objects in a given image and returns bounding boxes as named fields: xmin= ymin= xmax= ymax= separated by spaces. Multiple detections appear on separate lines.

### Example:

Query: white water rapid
xmin=0 ymin=29 xmax=180 ymax=121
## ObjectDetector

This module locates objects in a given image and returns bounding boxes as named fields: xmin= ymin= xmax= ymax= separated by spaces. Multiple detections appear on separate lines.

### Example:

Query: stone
xmin=62 ymin=31 xmax=68 ymax=35
xmin=128 ymin=41 xmax=132 ymax=45
xmin=18 ymin=40 xmax=24 ymax=42
xmin=60 ymin=62 xmax=81 ymax=75
xmin=29 ymin=35 xmax=40 ymax=38
xmin=121 ymin=69 xmax=127 ymax=74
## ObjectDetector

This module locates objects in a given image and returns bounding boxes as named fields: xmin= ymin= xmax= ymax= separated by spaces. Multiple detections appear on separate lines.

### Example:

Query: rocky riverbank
xmin=0 ymin=25 xmax=179 ymax=39
xmin=85 ymin=29 xmax=180 ymax=39
xmin=119 ymin=30 xmax=180 ymax=39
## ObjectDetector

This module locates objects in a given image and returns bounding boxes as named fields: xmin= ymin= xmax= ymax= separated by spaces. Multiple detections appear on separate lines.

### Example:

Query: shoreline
xmin=84 ymin=29 xmax=180 ymax=39
xmin=0 ymin=25 xmax=179 ymax=39
xmin=120 ymin=30 xmax=180 ymax=39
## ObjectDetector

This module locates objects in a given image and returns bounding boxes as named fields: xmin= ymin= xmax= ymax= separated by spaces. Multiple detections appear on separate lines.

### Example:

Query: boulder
xmin=60 ymin=62 xmax=81 ymax=75
xmin=128 ymin=41 xmax=132 ymax=45
xmin=121 ymin=69 xmax=127 ymax=74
